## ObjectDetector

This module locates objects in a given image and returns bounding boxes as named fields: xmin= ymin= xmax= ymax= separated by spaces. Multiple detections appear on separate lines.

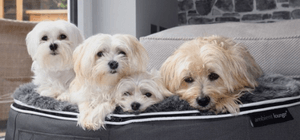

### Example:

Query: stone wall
xmin=178 ymin=0 xmax=300 ymax=25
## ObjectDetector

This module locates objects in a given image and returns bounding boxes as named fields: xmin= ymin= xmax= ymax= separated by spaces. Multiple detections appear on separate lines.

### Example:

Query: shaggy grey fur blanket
xmin=13 ymin=83 xmax=79 ymax=112
xmin=13 ymin=74 xmax=300 ymax=114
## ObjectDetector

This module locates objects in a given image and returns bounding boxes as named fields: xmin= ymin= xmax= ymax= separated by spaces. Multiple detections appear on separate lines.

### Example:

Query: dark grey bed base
xmin=6 ymin=105 xmax=300 ymax=140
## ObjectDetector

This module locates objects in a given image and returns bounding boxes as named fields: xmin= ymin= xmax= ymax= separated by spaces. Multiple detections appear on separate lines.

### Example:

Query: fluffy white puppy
xmin=115 ymin=70 xmax=172 ymax=114
xmin=26 ymin=20 xmax=84 ymax=99
xmin=70 ymin=33 xmax=148 ymax=130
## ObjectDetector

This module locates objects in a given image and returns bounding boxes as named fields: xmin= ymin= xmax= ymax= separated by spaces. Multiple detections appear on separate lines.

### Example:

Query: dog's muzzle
xmin=131 ymin=102 xmax=141 ymax=111
xmin=108 ymin=61 xmax=118 ymax=74
xmin=49 ymin=43 xmax=58 ymax=55
xmin=50 ymin=43 xmax=58 ymax=51
xmin=196 ymin=96 xmax=210 ymax=107
xmin=108 ymin=61 xmax=118 ymax=69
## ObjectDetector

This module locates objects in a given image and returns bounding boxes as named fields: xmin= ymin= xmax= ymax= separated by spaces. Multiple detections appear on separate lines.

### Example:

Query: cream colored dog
xmin=69 ymin=33 xmax=148 ymax=130
xmin=26 ymin=20 xmax=84 ymax=99
xmin=115 ymin=70 xmax=172 ymax=114
xmin=160 ymin=35 xmax=263 ymax=114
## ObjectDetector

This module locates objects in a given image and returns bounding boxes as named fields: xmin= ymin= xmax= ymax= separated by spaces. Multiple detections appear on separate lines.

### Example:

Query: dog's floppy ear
xmin=150 ymin=69 xmax=173 ymax=97
xmin=225 ymin=43 xmax=263 ymax=91
xmin=160 ymin=51 xmax=185 ymax=93
xmin=114 ymin=34 xmax=149 ymax=72
xmin=70 ymin=40 xmax=91 ymax=92
xmin=202 ymin=36 xmax=263 ymax=92
xmin=26 ymin=28 xmax=39 ymax=59
xmin=72 ymin=40 xmax=88 ymax=82
xmin=73 ymin=34 xmax=105 ymax=82
xmin=240 ymin=46 xmax=263 ymax=82
xmin=70 ymin=25 xmax=85 ymax=48
xmin=67 ymin=21 xmax=85 ymax=47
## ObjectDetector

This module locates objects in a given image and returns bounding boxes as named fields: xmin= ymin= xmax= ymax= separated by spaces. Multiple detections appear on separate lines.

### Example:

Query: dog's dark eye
xmin=59 ymin=34 xmax=67 ymax=40
xmin=41 ymin=36 xmax=48 ymax=41
xmin=208 ymin=72 xmax=219 ymax=81
xmin=124 ymin=92 xmax=131 ymax=96
xmin=184 ymin=77 xmax=194 ymax=83
xmin=145 ymin=92 xmax=152 ymax=97
xmin=97 ymin=51 xmax=103 ymax=57
xmin=119 ymin=51 xmax=126 ymax=56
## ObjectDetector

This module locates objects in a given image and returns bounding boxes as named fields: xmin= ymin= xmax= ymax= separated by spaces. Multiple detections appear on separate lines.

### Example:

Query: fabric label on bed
xmin=249 ymin=108 xmax=294 ymax=127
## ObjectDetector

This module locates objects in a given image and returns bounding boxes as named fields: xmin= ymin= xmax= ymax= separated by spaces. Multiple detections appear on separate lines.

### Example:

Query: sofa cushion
xmin=140 ymin=19 xmax=300 ymax=78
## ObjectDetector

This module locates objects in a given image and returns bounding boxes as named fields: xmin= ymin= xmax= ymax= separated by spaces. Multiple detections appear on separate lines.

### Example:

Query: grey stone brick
xmin=291 ymin=9 xmax=300 ymax=19
xmin=195 ymin=0 xmax=216 ymax=15
xmin=242 ymin=14 xmax=262 ymax=21
xmin=272 ymin=11 xmax=291 ymax=19
xmin=235 ymin=0 xmax=253 ymax=12
xmin=256 ymin=0 xmax=277 ymax=11
xmin=215 ymin=0 xmax=233 ymax=12
xmin=188 ymin=17 xmax=214 ymax=24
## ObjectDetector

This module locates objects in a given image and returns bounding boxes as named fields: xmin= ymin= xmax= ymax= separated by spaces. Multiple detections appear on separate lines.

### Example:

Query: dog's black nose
xmin=131 ymin=102 xmax=141 ymax=111
xmin=196 ymin=96 xmax=210 ymax=107
xmin=49 ymin=43 xmax=58 ymax=51
xmin=108 ymin=61 xmax=118 ymax=69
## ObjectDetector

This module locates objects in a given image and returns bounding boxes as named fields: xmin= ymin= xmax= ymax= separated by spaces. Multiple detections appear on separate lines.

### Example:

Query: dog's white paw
xmin=57 ymin=92 xmax=70 ymax=101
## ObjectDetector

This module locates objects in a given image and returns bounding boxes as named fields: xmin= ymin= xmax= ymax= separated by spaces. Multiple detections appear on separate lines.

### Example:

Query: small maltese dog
xmin=115 ymin=70 xmax=172 ymax=114
xmin=69 ymin=33 xmax=149 ymax=130
xmin=26 ymin=20 xmax=84 ymax=99
xmin=160 ymin=35 xmax=263 ymax=114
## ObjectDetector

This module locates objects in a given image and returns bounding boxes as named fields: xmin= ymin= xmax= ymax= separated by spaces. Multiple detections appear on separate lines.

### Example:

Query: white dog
xmin=69 ymin=33 xmax=148 ymax=130
xmin=115 ymin=70 xmax=172 ymax=114
xmin=26 ymin=20 xmax=84 ymax=99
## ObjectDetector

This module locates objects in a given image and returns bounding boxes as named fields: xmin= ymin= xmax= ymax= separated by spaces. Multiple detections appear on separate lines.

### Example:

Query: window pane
xmin=1 ymin=0 xmax=68 ymax=21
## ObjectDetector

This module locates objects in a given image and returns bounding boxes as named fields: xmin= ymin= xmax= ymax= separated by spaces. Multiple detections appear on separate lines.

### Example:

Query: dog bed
xmin=5 ymin=20 xmax=300 ymax=140
xmin=5 ymin=74 xmax=300 ymax=140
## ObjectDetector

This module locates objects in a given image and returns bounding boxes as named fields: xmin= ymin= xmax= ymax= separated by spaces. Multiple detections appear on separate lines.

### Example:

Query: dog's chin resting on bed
xmin=14 ymin=74 xmax=300 ymax=116
xmin=160 ymin=36 xmax=263 ymax=114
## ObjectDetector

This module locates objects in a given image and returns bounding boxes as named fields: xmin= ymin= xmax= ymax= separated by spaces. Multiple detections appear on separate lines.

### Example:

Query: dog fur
xmin=160 ymin=35 xmax=263 ymax=114
xmin=115 ymin=70 xmax=172 ymax=114
xmin=69 ymin=33 xmax=148 ymax=130
xmin=26 ymin=20 xmax=84 ymax=99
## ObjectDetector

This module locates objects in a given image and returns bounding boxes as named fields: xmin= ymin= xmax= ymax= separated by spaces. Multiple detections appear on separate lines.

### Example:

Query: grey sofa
xmin=5 ymin=20 xmax=300 ymax=140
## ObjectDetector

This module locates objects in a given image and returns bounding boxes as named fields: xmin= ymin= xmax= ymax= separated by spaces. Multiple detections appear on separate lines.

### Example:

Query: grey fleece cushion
xmin=13 ymin=74 xmax=300 ymax=115
xmin=13 ymin=83 xmax=78 ymax=112
xmin=140 ymin=19 xmax=300 ymax=78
